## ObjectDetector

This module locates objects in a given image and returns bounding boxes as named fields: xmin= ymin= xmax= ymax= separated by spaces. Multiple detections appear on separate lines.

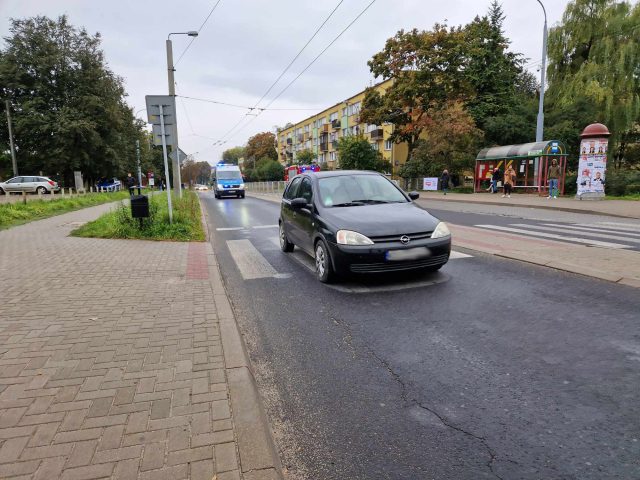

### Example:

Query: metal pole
xmin=5 ymin=100 xmax=18 ymax=176
xmin=166 ymin=38 xmax=182 ymax=198
xmin=159 ymin=104 xmax=173 ymax=224
xmin=136 ymin=139 xmax=142 ymax=188
xmin=535 ymin=0 xmax=547 ymax=142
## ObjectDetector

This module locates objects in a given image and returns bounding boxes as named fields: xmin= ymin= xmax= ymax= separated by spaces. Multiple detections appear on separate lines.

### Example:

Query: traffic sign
xmin=169 ymin=148 xmax=187 ymax=163
xmin=152 ymin=123 xmax=175 ymax=147
xmin=145 ymin=95 xmax=176 ymax=125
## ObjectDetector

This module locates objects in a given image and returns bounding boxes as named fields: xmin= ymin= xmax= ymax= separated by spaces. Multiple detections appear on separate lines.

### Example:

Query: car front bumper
xmin=327 ymin=236 xmax=452 ymax=275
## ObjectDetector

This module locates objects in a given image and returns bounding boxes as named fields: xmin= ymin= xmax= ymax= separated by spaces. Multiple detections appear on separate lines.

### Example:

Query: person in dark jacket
xmin=440 ymin=169 xmax=450 ymax=195
xmin=491 ymin=168 xmax=501 ymax=193
xmin=127 ymin=173 xmax=136 ymax=196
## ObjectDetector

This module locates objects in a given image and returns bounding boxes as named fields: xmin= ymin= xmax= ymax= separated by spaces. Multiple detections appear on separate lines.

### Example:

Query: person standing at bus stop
xmin=502 ymin=165 xmax=516 ymax=198
xmin=547 ymin=158 xmax=561 ymax=199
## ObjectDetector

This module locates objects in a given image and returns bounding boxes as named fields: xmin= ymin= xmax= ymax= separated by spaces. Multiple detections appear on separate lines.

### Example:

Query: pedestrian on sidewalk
xmin=488 ymin=167 xmax=501 ymax=193
xmin=127 ymin=173 xmax=136 ymax=196
xmin=547 ymin=159 xmax=561 ymax=199
xmin=502 ymin=165 xmax=516 ymax=198
xmin=440 ymin=169 xmax=450 ymax=195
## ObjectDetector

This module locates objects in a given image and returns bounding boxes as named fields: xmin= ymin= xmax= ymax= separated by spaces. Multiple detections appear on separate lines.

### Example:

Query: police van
xmin=212 ymin=164 xmax=245 ymax=199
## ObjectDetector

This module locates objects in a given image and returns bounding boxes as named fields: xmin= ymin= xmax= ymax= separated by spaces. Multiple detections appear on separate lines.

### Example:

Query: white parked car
xmin=0 ymin=176 xmax=60 ymax=194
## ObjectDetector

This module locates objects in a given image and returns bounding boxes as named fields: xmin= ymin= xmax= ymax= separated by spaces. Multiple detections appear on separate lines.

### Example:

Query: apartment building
xmin=276 ymin=79 xmax=409 ymax=173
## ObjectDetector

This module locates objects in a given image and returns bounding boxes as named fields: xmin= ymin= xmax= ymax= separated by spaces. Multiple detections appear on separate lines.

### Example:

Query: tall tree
xmin=222 ymin=146 xmax=245 ymax=164
xmin=463 ymin=2 xmax=537 ymax=144
xmin=336 ymin=135 xmax=386 ymax=172
xmin=245 ymin=132 xmax=277 ymax=163
xmin=546 ymin=0 xmax=640 ymax=166
xmin=295 ymin=149 xmax=316 ymax=165
xmin=0 ymin=15 xmax=144 ymax=184
xmin=360 ymin=24 xmax=471 ymax=157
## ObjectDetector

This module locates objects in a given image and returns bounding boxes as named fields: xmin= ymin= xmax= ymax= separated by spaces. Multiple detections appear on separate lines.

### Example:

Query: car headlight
xmin=336 ymin=230 xmax=374 ymax=245
xmin=238 ymin=184 xmax=245 ymax=189
xmin=217 ymin=184 xmax=224 ymax=189
xmin=431 ymin=222 xmax=451 ymax=239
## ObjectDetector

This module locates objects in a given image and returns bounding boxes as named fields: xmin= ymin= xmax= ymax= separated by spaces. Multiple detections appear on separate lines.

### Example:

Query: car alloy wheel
xmin=314 ymin=240 xmax=334 ymax=283
xmin=36 ymin=186 xmax=47 ymax=194
xmin=279 ymin=223 xmax=294 ymax=252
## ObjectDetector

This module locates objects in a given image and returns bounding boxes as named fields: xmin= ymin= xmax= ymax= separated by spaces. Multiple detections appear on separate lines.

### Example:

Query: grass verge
xmin=71 ymin=191 xmax=205 ymax=241
xmin=605 ymin=193 xmax=640 ymax=201
xmin=0 ymin=191 xmax=130 ymax=230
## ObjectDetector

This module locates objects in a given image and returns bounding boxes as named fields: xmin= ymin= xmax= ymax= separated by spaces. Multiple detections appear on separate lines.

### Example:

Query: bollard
xmin=22 ymin=191 xmax=27 ymax=205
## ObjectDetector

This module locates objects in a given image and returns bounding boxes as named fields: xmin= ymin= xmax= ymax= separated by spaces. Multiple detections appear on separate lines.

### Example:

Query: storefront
xmin=475 ymin=140 xmax=567 ymax=195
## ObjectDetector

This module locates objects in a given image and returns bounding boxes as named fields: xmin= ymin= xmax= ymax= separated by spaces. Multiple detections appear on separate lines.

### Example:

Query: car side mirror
xmin=408 ymin=191 xmax=420 ymax=200
xmin=290 ymin=197 xmax=308 ymax=209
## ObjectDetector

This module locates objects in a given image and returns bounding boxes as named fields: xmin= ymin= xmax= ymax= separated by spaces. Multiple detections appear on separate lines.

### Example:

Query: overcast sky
xmin=0 ymin=0 xmax=570 ymax=165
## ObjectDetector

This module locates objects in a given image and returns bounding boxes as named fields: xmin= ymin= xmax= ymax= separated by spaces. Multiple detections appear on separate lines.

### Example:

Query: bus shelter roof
xmin=476 ymin=140 xmax=566 ymax=161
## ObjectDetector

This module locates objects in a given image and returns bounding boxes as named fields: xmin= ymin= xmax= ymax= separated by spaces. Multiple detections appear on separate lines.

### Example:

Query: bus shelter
xmin=475 ymin=140 xmax=567 ymax=195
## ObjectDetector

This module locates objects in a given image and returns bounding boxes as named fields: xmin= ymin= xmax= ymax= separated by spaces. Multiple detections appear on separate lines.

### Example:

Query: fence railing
xmin=244 ymin=181 xmax=287 ymax=195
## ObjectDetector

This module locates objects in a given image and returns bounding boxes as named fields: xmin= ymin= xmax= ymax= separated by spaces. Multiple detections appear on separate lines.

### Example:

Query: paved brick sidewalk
xmin=0 ymin=204 xmax=276 ymax=479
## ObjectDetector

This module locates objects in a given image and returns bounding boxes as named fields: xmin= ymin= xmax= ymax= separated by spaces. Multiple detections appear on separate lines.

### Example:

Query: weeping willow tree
xmin=546 ymin=0 xmax=640 ymax=169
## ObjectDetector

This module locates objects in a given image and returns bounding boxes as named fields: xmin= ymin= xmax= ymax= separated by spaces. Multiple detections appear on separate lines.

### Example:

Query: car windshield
xmin=217 ymin=171 xmax=242 ymax=180
xmin=318 ymin=174 xmax=407 ymax=207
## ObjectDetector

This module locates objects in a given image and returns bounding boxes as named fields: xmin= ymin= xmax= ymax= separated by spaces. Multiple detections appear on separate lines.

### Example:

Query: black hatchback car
xmin=279 ymin=170 xmax=452 ymax=283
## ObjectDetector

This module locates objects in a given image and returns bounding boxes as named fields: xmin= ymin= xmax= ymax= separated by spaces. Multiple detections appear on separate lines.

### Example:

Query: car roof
xmin=304 ymin=170 xmax=381 ymax=178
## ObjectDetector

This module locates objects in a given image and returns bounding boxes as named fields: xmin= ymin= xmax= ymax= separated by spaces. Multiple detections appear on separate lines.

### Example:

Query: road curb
xmin=200 ymin=197 xmax=284 ymax=480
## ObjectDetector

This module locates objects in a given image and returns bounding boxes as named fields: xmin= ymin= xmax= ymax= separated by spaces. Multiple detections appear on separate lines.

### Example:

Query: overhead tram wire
xmin=210 ymin=0 xmax=347 ymax=146
xmin=179 ymin=95 xmax=320 ymax=111
xmin=175 ymin=0 xmax=223 ymax=66
xmin=220 ymin=0 xmax=379 ymax=144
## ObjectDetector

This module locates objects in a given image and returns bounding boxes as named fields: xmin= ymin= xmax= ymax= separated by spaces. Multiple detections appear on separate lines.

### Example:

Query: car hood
xmin=321 ymin=202 xmax=441 ymax=236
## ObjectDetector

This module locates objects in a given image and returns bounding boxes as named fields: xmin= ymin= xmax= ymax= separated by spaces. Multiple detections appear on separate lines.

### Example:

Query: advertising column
xmin=577 ymin=123 xmax=610 ymax=199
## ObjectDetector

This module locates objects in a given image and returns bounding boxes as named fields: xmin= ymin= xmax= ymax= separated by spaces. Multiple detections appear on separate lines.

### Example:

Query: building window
xmin=342 ymin=128 xmax=347 ymax=137
xmin=329 ymin=132 xmax=336 ymax=142
xmin=371 ymin=143 xmax=378 ymax=150
xmin=350 ymin=125 xmax=360 ymax=135
xmin=348 ymin=102 xmax=361 ymax=116
xmin=342 ymin=107 xmax=347 ymax=116
xmin=304 ymin=124 xmax=310 ymax=133
xmin=385 ymin=139 xmax=393 ymax=150
xmin=365 ymin=123 xmax=378 ymax=133
xmin=329 ymin=112 xmax=338 ymax=121
xmin=330 ymin=151 xmax=337 ymax=161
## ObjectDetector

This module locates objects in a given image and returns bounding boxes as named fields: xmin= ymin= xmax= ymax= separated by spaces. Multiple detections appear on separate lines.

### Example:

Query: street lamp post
xmin=135 ymin=108 xmax=146 ymax=188
xmin=166 ymin=31 xmax=198 ymax=198
xmin=535 ymin=0 xmax=548 ymax=143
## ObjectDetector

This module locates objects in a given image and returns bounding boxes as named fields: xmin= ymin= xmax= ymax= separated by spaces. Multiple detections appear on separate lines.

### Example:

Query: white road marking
xmin=475 ymin=224 xmax=632 ymax=249
xmin=217 ymin=227 xmax=245 ymax=231
xmin=226 ymin=239 xmax=279 ymax=279
xmin=576 ymin=222 xmax=640 ymax=233
xmin=252 ymin=224 xmax=278 ymax=229
xmin=449 ymin=251 xmax=473 ymax=259
xmin=510 ymin=223 xmax=640 ymax=245
xmin=540 ymin=223 xmax=640 ymax=238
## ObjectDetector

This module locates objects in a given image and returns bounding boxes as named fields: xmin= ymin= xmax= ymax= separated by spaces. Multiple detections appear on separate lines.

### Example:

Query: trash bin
xmin=130 ymin=195 xmax=149 ymax=218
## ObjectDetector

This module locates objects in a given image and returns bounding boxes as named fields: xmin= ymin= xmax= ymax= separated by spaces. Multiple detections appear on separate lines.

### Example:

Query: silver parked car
xmin=0 ymin=176 xmax=60 ymax=195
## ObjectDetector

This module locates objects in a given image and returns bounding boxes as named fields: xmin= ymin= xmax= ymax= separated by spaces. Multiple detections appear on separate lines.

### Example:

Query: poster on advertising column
xmin=577 ymin=137 xmax=608 ymax=196
xmin=423 ymin=178 xmax=439 ymax=190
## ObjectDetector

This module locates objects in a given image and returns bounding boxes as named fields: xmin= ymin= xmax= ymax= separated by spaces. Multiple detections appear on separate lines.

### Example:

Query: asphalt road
xmin=201 ymin=194 xmax=640 ymax=480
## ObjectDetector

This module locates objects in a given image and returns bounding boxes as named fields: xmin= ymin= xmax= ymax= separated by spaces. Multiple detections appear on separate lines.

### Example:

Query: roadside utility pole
xmin=5 ymin=99 xmax=18 ymax=176
xmin=535 ymin=0 xmax=548 ymax=142
xmin=136 ymin=139 xmax=142 ymax=187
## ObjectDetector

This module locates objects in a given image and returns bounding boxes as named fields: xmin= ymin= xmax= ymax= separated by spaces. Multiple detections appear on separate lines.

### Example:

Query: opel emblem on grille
xmin=400 ymin=235 xmax=410 ymax=245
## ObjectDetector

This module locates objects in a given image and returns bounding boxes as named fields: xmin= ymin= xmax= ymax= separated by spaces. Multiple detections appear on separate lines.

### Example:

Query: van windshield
xmin=217 ymin=171 xmax=242 ymax=180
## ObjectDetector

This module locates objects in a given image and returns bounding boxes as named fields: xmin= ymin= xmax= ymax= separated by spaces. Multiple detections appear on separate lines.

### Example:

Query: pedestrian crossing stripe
xmin=540 ymin=223 xmax=640 ymax=238
xmin=474 ymin=224 xmax=632 ymax=249
xmin=510 ymin=224 xmax=640 ymax=245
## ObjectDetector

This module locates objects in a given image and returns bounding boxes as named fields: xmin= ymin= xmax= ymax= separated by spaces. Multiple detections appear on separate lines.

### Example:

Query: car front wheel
xmin=314 ymin=240 xmax=334 ymax=283
xmin=36 ymin=186 xmax=47 ymax=194
xmin=279 ymin=223 xmax=294 ymax=252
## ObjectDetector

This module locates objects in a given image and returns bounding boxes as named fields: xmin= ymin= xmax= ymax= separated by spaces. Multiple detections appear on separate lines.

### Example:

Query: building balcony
xmin=296 ymin=134 xmax=304 ymax=143
xmin=319 ymin=142 xmax=328 ymax=152
xmin=370 ymin=128 xmax=384 ymax=140
xmin=331 ymin=119 xmax=341 ymax=129
xmin=331 ymin=140 xmax=338 ymax=149
xmin=286 ymin=138 xmax=292 ymax=145
xmin=321 ymin=124 xmax=329 ymax=133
